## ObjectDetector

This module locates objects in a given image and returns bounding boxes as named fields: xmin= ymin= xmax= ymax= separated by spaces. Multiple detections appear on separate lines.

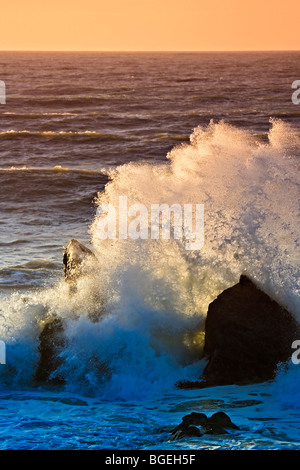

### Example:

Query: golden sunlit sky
xmin=1 ymin=0 xmax=300 ymax=52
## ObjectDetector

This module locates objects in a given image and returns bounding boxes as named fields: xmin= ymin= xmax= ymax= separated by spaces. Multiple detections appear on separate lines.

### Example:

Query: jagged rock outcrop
xmin=35 ymin=239 xmax=95 ymax=384
xmin=170 ymin=411 xmax=239 ymax=440
xmin=34 ymin=317 xmax=65 ymax=385
xmin=201 ymin=275 xmax=299 ymax=387
xmin=63 ymin=239 xmax=94 ymax=281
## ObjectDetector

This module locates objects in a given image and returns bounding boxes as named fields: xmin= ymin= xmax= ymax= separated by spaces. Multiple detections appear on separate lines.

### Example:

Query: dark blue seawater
xmin=0 ymin=52 xmax=299 ymax=450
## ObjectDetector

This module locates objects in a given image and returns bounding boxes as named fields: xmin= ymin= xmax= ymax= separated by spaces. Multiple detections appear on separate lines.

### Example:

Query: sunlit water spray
xmin=0 ymin=119 xmax=299 ymax=400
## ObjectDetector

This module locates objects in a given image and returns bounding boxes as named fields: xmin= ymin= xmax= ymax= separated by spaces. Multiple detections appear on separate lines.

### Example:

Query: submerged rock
xmin=201 ymin=275 xmax=299 ymax=387
xmin=34 ymin=240 xmax=101 ymax=384
xmin=63 ymin=239 xmax=94 ymax=281
xmin=181 ymin=412 xmax=208 ymax=427
xmin=205 ymin=411 xmax=240 ymax=434
xmin=34 ymin=317 xmax=65 ymax=385
xmin=170 ymin=425 xmax=203 ymax=440
xmin=170 ymin=411 xmax=239 ymax=440
xmin=170 ymin=412 xmax=207 ymax=439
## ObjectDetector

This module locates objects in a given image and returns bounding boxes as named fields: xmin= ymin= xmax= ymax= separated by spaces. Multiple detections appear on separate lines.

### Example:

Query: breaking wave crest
xmin=0 ymin=119 xmax=299 ymax=400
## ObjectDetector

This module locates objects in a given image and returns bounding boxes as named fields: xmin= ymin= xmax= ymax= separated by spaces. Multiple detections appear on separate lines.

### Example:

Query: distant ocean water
xmin=0 ymin=52 xmax=299 ymax=450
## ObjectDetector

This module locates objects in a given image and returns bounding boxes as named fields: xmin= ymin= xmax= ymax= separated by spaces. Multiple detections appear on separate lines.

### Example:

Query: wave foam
xmin=0 ymin=119 xmax=299 ymax=397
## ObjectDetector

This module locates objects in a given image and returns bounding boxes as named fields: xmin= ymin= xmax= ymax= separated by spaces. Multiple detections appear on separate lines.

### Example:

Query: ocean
xmin=0 ymin=51 xmax=299 ymax=451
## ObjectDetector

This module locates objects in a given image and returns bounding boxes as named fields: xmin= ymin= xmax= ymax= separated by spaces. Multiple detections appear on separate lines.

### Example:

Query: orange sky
xmin=0 ymin=0 xmax=299 ymax=51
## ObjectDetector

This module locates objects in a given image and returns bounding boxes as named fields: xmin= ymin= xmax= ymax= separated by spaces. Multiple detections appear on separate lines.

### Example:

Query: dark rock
xmin=170 ymin=425 xmax=203 ymax=441
xmin=34 ymin=241 xmax=98 ymax=385
xmin=181 ymin=412 xmax=208 ymax=427
xmin=170 ymin=411 xmax=239 ymax=440
xmin=201 ymin=275 xmax=299 ymax=387
xmin=171 ymin=412 xmax=208 ymax=435
xmin=176 ymin=379 xmax=206 ymax=389
xmin=34 ymin=318 xmax=111 ymax=385
xmin=63 ymin=239 xmax=108 ymax=322
xmin=205 ymin=411 xmax=239 ymax=434
xmin=63 ymin=239 xmax=94 ymax=281
xmin=34 ymin=317 xmax=65 ymax=385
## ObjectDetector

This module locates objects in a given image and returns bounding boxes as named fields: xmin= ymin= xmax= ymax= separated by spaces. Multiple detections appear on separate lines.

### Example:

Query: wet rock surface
xmin=169 ymin=411 xmax=239 ymax=440
xmin=63 ymin=239 xmax=94 ymax=281
xmin=34 ymin=316 xmax=65 ymax=385
xmin=179 ymin=275 xmax=299 ymax=388
xmin=34 ymin=240 xmax=98 ymax=384
xmin=201 ymin=275 xmax=299 ymax=386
